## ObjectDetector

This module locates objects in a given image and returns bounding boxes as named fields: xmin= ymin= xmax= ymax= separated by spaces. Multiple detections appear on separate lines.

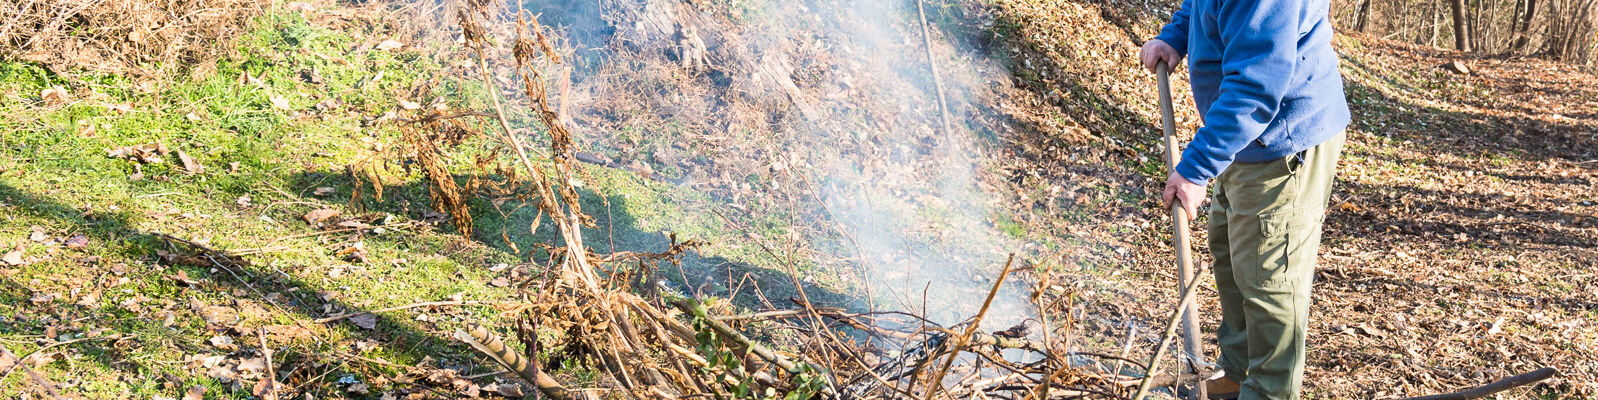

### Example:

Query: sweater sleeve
xmin=1173 ymin=0 xmax=1303 ymax=185
xmin=1152 ymin=0 xmax=1193 ymax=56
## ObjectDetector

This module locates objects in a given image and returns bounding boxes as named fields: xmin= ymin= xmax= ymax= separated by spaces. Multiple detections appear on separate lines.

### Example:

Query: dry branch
xmin=1399 ymin=367 xmax=1558 ymax=400
xmin=456 ymin=324 xmax=569 ymax=400
xmin=1132 ymin=266 xmax=1209 ymax=400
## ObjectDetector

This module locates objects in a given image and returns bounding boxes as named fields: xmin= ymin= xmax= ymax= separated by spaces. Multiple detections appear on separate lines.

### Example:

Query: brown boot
xmin=1205 ymin=376 xmax=1241 ymax=399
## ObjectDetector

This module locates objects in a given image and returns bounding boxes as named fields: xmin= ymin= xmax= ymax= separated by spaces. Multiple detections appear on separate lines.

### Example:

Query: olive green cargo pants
xmin=1208 ymin=132 xmax=1345 ymax=400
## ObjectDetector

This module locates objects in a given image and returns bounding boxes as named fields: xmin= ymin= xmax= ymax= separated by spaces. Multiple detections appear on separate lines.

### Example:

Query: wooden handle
xmin=1157 ymin=62 xmax=1208 ymax=400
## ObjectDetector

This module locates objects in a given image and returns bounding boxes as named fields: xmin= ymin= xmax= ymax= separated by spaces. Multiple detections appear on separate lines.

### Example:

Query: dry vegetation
xmin=0 ymin=0 xmax=261 ymax=81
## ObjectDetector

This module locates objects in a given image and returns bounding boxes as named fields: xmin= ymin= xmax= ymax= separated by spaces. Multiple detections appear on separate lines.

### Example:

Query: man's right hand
xmin=1139 ymin=39 xmax=1183 ymax=73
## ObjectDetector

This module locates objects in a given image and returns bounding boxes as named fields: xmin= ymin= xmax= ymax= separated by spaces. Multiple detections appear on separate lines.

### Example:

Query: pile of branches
xmin=413 ymin=3 xmax=1184 ymax=399
xmin=0 ymin=0 xmax=260 ymax=79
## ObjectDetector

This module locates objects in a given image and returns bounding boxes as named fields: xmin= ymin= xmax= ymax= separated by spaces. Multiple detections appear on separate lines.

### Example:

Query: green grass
xmin=0 ymin=4 xmax=843 ymax=397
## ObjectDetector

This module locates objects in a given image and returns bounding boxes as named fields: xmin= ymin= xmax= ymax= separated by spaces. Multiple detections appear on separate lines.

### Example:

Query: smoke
xmin=528 ymin=0 xmax=1033 ymax=327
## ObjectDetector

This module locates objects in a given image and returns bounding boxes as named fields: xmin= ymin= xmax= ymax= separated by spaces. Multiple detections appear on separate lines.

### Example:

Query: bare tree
xmin=1451 ymin=0 xmax=1473 ymax=50
xmin=1510 ymin=0 xmax=1538 ymax=51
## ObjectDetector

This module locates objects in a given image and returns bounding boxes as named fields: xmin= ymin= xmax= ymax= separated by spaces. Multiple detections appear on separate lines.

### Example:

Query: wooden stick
xmin=1399 ymin=367 xmax=1557 ymax=400
xmin=924 ymin=254 xmax=1016 ymax=400
xmin=1132 ymin=269 xmax=1206 ymax=400
xmin=455 ymin=323 xmax=569 ymax=400
xmin=257 ymin=329 xmax=280 ymax=400
xmin=915 ymin=0 xmax=954 ymax=138
xmin=1157 ymin=61 xmax=1208 ymax=400
xmin=0 ymin=335 xmax=121 ymax=383
xmin=313 ymin=300 xmax=516 ymax=323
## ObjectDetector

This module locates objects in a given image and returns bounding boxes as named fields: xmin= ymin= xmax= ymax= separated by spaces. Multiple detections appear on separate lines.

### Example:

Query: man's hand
xmin=1162 ymin=171 xmax=1206 ymax=220
xmin=1139 ymin=39 xmax=1183 ymax=73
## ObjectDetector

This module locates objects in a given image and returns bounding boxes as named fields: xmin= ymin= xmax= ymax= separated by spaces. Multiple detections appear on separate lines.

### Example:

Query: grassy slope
xmin=0 ymin=4 xmax=785 ymax=398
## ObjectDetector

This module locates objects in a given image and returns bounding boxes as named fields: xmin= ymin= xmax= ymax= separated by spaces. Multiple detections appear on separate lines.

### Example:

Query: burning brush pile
xmin=394 ymin=1 xmax=1192 ymax=399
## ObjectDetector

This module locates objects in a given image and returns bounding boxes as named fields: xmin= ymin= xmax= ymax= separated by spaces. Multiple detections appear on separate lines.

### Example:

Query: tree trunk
xmin=1434 ymin=0 xmax=1445 ymax=47
xmin=1452 ymin=0 xmax=1473 ymax=51
xmin=1511 ymin=0 xmax=1537 ymax=51
xmin=1355 ymin=0 xmax=1373 ymax=32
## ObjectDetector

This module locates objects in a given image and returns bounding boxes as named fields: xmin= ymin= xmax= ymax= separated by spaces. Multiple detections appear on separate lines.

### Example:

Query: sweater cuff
xmin=1174 ymin=147 xmax=1222 ymax=186
xmin=1153 ymin=31 xmax=1189 ymax=58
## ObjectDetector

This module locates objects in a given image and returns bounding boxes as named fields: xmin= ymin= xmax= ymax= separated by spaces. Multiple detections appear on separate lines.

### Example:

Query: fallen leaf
xmin=303 ymin=209 xmax=341 ymax=225
xmin=495 ymin=383 xmax=525 ymax=397
xmin=77 ymin=121 xmax=96 ymax=137
xmin=176 ymin=150 xmax=204 ymax=175
xmin=241 ymin=71 xmax=265 ymax=87
xmin=236 ymin=195 xmax=252 ymax=206
xmin=106 ymin=143 xmax=170 ymax=164
xmin=336 ymin=241 xmax=368 ymax=263
xmin=75 ymin=291 xmax=99 ymax=307
xmin=236 ymin=357 xmax=267 ymax=375
xmin=185 ymin=112 xmax=202 ymax=122
xmin=300 ymin=68 xmax=324 ymax=85
xmin=106 ymin=102 xmax=133 ymax=114
xmin=29 ymin=228 xmax=47 ymax=242
xmin=489 ymin=277 xmax=510 ymax=287
xmin=198 ymin=305 xmax=239 ymax=326
xmin=183 ymin=385 xmax=206 ymax=400
xmin=1337 ymin=200 xmax=1361 ymax=212
xmin=399 ymin=99 xmax=421 ymax=110
xmin=253 ymin=378 xmax=281 ymax=398
xmin=209 ymin=335 xmax=235 ymax=349
xmin=64 ymin=235 xmax=88 ymax=249
xmin=348 ymin=382 xmax=371 ymax=394
xmin=0 ymin=347 xmax=17 ymax=372
xmin=169 ymin=270 xmax=201 ymax=287
xmin=314 ymin=187 xmax=335 ymax=196
xmin=349 ymin=313 xmax=378 ymax=330
xmin=375 ymin=39 xmax=404 ymax=51
xmin=40 ymin=86 xmax=68 ymax=106
xmin=2 ymin=248 xmax=26 ymax=265
xmin=269 ymin=94 xmax=293 ymax=111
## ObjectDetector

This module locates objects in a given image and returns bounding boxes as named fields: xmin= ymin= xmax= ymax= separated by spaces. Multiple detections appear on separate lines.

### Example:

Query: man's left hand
xmin=1162 ymin=172 xmax=1207 ymax=220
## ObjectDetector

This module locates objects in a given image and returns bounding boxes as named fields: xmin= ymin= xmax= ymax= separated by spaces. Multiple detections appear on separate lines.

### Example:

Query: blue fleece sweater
xmin=1154 ymin=0 xmax=1351 ymax=185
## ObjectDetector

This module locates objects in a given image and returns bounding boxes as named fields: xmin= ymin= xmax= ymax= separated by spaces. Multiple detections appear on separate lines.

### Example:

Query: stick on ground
xmin=1399 ymin=367 xmax=1557 ymax=400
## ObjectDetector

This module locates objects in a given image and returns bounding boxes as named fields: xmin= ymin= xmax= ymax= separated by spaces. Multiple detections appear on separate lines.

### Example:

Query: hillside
xmin=0 ymin=0 xmax=1593 ymax=399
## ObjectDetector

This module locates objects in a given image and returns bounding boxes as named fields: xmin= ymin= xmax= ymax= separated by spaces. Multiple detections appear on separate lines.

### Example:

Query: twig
xmin=23 ymin=363 xmax=66 ymax=400
xmin=914 ymin=0 xmax=953 ymax=138
xmin=134 ymin=192 xmax=183 ymax=198
xmin=1132 ymin=268 xmax=1207 ymax=400
xmin=1399 ymin=367 xmax=1558 ymax=400
xmin=925 ymin=254 xmax=1015 ymax=399
xmin=0 ymin=335 xmax=122 ymax=383
xmin=258 ymin=329 xmax=280 ymax=400
xmin=1112 ymin=323 xmax=1139 ymax=378
xmin=313 ymin=300 xmax=516 ymax=323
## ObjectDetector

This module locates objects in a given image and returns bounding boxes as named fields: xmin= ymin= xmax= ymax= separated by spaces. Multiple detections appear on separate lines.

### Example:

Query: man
xmin=1138 ymin=0 xmax=1351 ymax=396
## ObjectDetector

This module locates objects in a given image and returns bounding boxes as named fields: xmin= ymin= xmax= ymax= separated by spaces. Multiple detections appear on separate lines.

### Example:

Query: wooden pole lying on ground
xmin=1157 ymin=62 xmax=1209 ymax=400
xmin=1398 ymin=367 xmax=1558 ymax=400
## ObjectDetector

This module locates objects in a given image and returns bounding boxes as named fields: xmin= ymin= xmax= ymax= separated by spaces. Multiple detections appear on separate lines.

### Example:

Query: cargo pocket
xmin=1250 ymin=208 xmax=1317 ymax=289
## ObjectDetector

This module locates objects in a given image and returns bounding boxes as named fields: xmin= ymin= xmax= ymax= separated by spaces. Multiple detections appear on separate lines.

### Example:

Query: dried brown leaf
xmin=349 ymin=313 xmax=378 ymax=330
